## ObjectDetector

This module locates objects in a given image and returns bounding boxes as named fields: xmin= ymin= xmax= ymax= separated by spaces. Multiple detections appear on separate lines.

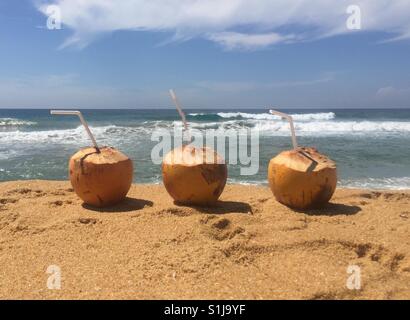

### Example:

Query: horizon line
xmin=1 ymin=106 xmax=410 ymax=110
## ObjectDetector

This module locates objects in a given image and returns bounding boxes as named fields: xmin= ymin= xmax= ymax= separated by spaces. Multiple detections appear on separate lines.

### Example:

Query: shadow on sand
xmin=296 ymin=203 xmax=362 ymax=216
xmin=174 ymin=200 xmax=253 ymax=215
xmin=82 ymin=197 xmax=154 ymax=213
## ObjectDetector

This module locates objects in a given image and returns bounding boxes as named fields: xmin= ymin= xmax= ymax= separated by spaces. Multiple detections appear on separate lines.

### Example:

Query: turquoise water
xmin=1 ymin=108 xmax=410 ymax=189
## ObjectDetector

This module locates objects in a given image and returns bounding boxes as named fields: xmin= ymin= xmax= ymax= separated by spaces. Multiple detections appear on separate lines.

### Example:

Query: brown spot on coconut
xmin=162 ymin=145 xmax=227 ymax=205
xmin=69 ymin=147 xmax=133 ymax=207
xmin=267 ymin=110 xmax=337 ymax=210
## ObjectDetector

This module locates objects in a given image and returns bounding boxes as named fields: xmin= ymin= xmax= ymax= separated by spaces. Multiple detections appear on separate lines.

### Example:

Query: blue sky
xmin=1 ymin=0 xmax=410 ymax=108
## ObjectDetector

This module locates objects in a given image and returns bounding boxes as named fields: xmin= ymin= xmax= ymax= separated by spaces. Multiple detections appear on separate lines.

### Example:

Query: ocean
xmin=1 ymin=108 xmax=410 ymax=190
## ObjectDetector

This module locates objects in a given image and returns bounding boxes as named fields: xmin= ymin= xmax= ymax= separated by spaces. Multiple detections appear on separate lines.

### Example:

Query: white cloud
xmin=35 ymin=0 xmax=410 ymax=50
xmin=377 ymin=86 xmax=410 ymax=98
xmin=206 ymin=32 xmax=294 ymax=51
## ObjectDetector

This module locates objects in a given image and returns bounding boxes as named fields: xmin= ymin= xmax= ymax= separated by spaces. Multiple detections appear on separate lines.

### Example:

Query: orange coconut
xmin=268 ymin=147 xmax=337 ymax=210
xmin=69 ymin=146 xmax=133 ymax=207
xmin=162 ymin=145 xmax=227 ymax=205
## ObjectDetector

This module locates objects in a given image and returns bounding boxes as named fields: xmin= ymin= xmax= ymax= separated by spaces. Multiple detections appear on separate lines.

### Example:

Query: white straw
xmin=169 ymin=89 xmax=191 ymax=141
xmin=50 ymin=110 xmax=100 ymax=151
xmin=269 ymin=109 xmax=298 ymax=150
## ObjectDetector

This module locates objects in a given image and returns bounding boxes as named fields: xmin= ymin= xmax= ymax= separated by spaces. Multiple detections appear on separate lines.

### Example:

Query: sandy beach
xmin=0 ymin=180 xmax=409 ymax=300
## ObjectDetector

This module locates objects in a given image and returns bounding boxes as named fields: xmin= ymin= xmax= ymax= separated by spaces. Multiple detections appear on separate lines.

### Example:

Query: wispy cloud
xmin=35 ymin=0 xmax=410 ymax=50
xmin=0 ymin=74 xmax=145 ymax=108
xmin=377 ymin=86 xmax=410 ymax=98
xmin=206 ymin=32 xmax=295 ymax=51
xmin=0 ymin=72 xmax=335 ymax=108
xmin=375 ymin=86 xmax=410 ymax=107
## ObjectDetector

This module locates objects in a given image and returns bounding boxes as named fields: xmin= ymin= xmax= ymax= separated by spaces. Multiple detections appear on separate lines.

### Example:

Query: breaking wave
xmin=0 ymin=118 xmax=37 ymax=127
xmin=2 ymin=119 xmax=410 ymax=146
xmin=189 ymin=111 xmax=336 ymax=121
xmin=178 ymin=120 xmax=410 ymax=136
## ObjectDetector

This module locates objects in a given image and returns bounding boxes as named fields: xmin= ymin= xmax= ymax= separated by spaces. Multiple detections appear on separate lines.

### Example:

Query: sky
xmin=1 ymin=0 xmax=410 ymax=109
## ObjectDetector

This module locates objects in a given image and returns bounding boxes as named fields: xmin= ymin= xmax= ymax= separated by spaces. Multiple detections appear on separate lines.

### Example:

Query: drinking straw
xmin=50 ymin=110 xmax=100 ymax=152
xmin=169 ymin=89 xmax=191 ymax=141
xmin=269 ymin=109 xmax=298 ymax=150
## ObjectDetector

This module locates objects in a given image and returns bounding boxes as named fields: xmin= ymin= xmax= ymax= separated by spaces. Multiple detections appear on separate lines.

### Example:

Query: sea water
xmin=1 ymin=108 xmax=409 ymax=189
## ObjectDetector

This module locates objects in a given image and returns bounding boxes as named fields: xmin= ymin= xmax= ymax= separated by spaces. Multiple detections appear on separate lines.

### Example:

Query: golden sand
xmin=0 ymin=180 xmax=409 ymax=299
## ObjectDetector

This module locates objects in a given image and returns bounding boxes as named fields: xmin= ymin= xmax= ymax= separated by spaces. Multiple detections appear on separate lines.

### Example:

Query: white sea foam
xmin=0 ymin=125 xmax=136 ymax=145
xmin=189 ymin=111 xmax=336 ymax=121
xmin=174 ymin=119 xmax=410 ymax=135
xmin=185 ymin=111 xmax=410 ymax=135
xmin=188 ymin=113 xmax=206 ymax=116
xmin=254 ymin=120 xmax=410 ymax=135
xmin=227 ymin=178 xmax=266 ymax=186
xmin=225 ymin=177 xmax=410 ymax=190
xmin=2 ymin=119 xmax=410 ymax=146
xmin=0 ymin=118 xmax=37 ymax=126
xmin=340 ymin=177 xmax=410 ymax=190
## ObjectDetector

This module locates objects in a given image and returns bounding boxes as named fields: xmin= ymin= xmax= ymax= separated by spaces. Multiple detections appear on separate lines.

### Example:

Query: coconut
xmin=69 ymin=146 xmax=133 ymax=207
xmin=268 ymin=147 xmax=337 ymax=210
xmin=162 ymin=145 xmax=227 ymax=205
